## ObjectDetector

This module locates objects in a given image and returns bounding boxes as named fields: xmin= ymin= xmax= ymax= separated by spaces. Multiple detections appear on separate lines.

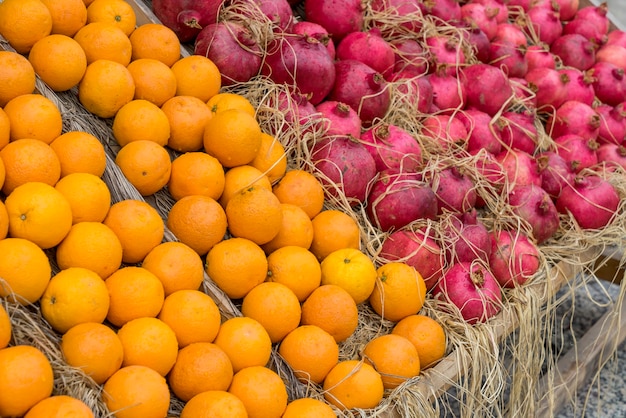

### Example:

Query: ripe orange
xmin=278 ymin=325 xmax=339 ymax=384
xmin=117 ymin=317 xmax=179 ymax=376
xmin=0 ymin=0 xmax=52 ymax=54
xmin=142 ymin=241 xmax=205 ymax=296
xmin=0 ymin=108 xmax=9 ymax=150
xmin=323 ymin=360 xmax=384 ymax=411
xmin=166 ymin=195 xmax=227 ymax=256
xmin=204 ymin=108 xmax=262 ymax=168
xmin=282 ymin=398 xmax=337 ymax=418
xmin=0 ymin=238 xmax=50 ymax=304
xmin=171 ymin=55 xmax=221 ymax=102
xmin=158 ymin=289 xmax=221 ymax=347
xmin=40 ymin=267 xmax=110 ymax=333
xmin=320 ymin=248 xmax=377 ymax=305
xmin=266 ymin=245 xmax=321 ymax=302
xmin=105 ymin=266 xmax=165 ymax=327
xmin=102 ymin=365 xmax=171 ymax=418
xmin=218 ymin=165 xmax=272 ymax=208
xmin=167 ymin=151 xmax=225 ymax=201
xmin=0 ymin=345 xmax=54 ymax=417
xmin=206 ymin=237 xmax=268 ymax=300
xmin=362 ymin=334 xmax=421 ymax=389
xmin=28 ymin=34 xmax=87 ymax=92
xmin=3 ymin=93 xmax=63 ymax=144
xmin=0 ymin=138 xmax=61 ymax=195
xmin=0 ymin=202 xmax=7 ymax=240
xmin=309 ymin=209 xmax=361 ymax=261
xmin=213 ymin=316 xmax=272 ymax=373
xmin=129 ymin=23 xmax=181 ymax=67
xmin=54 ymin=172 xmax=111 ymax=223
xmin=73 ymin=22 xmax=132 ymax=65
xmin=49 ymin=130 xmax=107 ymax=178
xmin=127 ymin=58 xmax=177 ymax=107
xmin=78 ymin=59 xmax=135 ymax=118
xmin=60 ymin=321 xmax=124 ymax=384
xmin=112 ymin=99 xmax=170 ymax=147
xmin=369 ymin=262 xmax=427 ymax=322
xmin=103 ymin=199 xmax=165 ymax=264
xmin=0 ymin=51 xmax=37 ymax=107
xmin=181 ymin=391 xmax=248 ymax=418
xmin=228 ymin=366 xmax=288 ymax=418
xmin=40 ymin=0 xmax=88 ymax=37
xmin=0 ymin=303 xmax=12 ymax=349
xmin=5 ymin=181 xmax=73 ymax=249
xmin=272 ymin=169 xmax=325 ymax=219
xmin=161 ymin=95 xmax=212 ymax=153
xmin=55 ymin=221 xmax=123 ymax=280
xmin=206 ymin=92 xmax=256 ymax=120
xmin=225 ymin=184 xmax=283 ymax=245
xmin=261 ymin=203 xmax=314 ymax=254
xmin=86 ymin=0 xmax=136 ymax=36
xmin=115 ymin=139 xmax=172 ymax=196
xmin=24 ymin=395 xmax=94 ymax=418
xmin=300 ymin=284 xmax=359 ymax=343
xmin=250 ymin=132 xmax=287 ymax=184
xmin=168 ymin=342 xmax=234 ymax=402
xmin=391 ymin=314 xmax=447 ymax=369
xmin=241 ymin=282 xmax=301 ymax=343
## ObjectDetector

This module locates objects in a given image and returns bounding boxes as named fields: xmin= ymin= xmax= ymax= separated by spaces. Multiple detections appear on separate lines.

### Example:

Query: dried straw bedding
xmin=2 ymin=3 xmax=626 ymax=418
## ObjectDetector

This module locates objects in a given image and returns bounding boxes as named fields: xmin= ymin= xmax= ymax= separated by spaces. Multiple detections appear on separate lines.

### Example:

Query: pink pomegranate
xmin=489 ymin=230 xmax=541 ymax=288
xmin=360 ymin=123 xmax=423 ymax=172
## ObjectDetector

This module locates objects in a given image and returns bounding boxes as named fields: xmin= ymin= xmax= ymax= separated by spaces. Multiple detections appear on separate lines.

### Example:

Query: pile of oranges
xmin=0 ymin=0 xmax=450 ymax=416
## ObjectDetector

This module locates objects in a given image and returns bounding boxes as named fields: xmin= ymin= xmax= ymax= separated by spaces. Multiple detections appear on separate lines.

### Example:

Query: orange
xmin=102 ymin=365 xmax=170 ymax=418
xmin=129 ymin=23 xmax=181 ymax=67
xmin=272 ymin=169 xmax=325 ymax=219
xmin=0 ymin=303 xmax=11 ymax=349
xmin=78 ymin=59 xmax=135 ymax=118
xmin=24 ymin=395 xmax=94 ymax=418
xmin=55 ymin=172 xmax=111 ymax=223
xmin=362 ymin=334 xmax=421 ymax=389
xmin=391 ymin=314 xmax=447 ymax=369
xmin=369 ymin=262 xmax=427 ymax=322
xmin=127 ymin=58 xmax=177 ymax=107
xmin=158 ymin=289 xmax=221 ymax=347
xmin=0 ymin=108 xmax=9 ymax=150
xmin=40 ymin=267 xmax=110 ymax=333
xmin=55 ymin=221 xmax=123 ymax=280
xmin=309 ymin=209 xmax=361 ymax=261
xmin=40 ymin=0 xmax=88 ymax=37
xmin=3 ymin=93 xmax=63 ymax=144
xmin=166 ymin=195 xmax=227 ymax=256
xmin=323 ymin=360 xmax=384 ymax=411
xmin=225 ymin=184 xmax=283 ymax=245
xmin=168 ymin=342 xmax=234 ymax=402
xmin=266 ymin=245 xmax=321 ymax=302
xmin=73 ymin=22 xmax=132 ymax=65
xmin=86 ymin=0 xmax=136 ymax=36
xmin=320 ymin=248 xmax=377 ymax=305
xmin=181 ymin=391 xmax=248 ymax=418
xmin=241 ymin=282 xmax=301 ymax=343
xmin=5 ymin=181 xmax=73 ymax=249
xmin=206 ymin=92 xmax=256 ymax=119
xmin=0 ymin=238 xmax=50 ymax=304
xmin=60 ymin=321 xmax=124 ymax=384
xmin=300 ymin=284 xmax=358 ymax=343
xmin=250 ymin=132 xmax=287 ymax=184
xmin=171 ymin=55 xmax=221 ymax=102
xmin=49 ymin=130 xmax=107 ymax=178
xmin=219 ymin=165 xmax=272 ymax=208
xmin=0 ymin=345 xmax=54 ymax=417
xmin=206 ymin=237 xmax=268 ymax=300
xmin=117 ymin=317 xmax=178 ymax=376
xmin=167 ymin=151 xmax=225 ymax=201
xmin=103 ymin=199 xmax=164 ymax=264
xmin=261 ymin=203 xmax=314 ymax=254
xmin=213 ymin=316 xmax=272 ymax=373
xmin=228 ymin=366 xmax=288 ymax=418
xmin=0 ymin=138 xmax=61 ymax=195
xmin=0 ymin=0 xmax=52 ymax=54
xmin=161 ymin=95 xmax=212 ymax=153
xmin=142 ymin=241 xmax=205 ymax=296
xmin=282 ymin=398 xmax=337 ymax=418
xmin=0 ymin=51 xmax=37 ymax=107
xmin=204 ymin=108 xmax=262 ymax=168
xmin=0 ymin=201 xmax=8 ymax=240
xmin=112 ymin=99 xmax=170 ymax=147
xmin=28 ymin=34 xmax=87 ymax=92
xmin=278 ymin=325 xmax=339 ymax=384
xmin=105 ymin=266 xmax=165 ymax=327
xmin=115 ymin=139 xmax=172 ymax=196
